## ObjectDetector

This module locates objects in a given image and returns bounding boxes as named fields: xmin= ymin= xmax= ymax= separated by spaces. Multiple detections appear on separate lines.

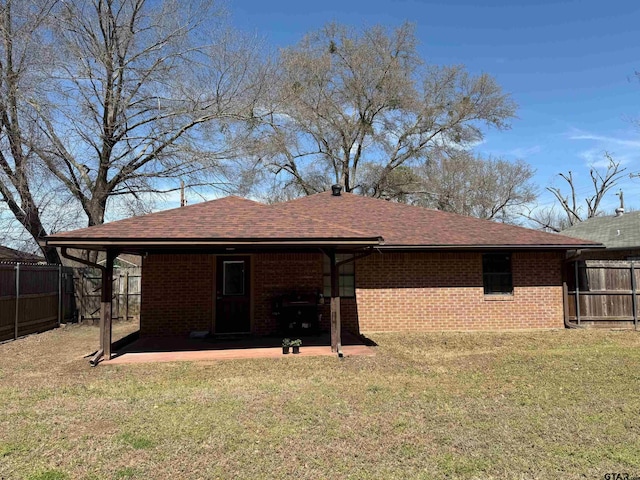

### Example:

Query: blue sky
xmin=228 ymin=0 xmax=640 ymax=213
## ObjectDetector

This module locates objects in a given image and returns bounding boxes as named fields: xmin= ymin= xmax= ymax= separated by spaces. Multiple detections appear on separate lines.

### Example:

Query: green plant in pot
xmin=282 ymin=338 xmax=291 ymax=354
xmin=290 ymin=339 xmax=302 ymax=354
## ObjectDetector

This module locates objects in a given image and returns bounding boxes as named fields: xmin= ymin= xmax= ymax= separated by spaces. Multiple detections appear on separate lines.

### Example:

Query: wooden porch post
xmin=100 ymin=250 xmax=115 ymax=360
xmin=329 ymin=250 xmax=341 ymax=353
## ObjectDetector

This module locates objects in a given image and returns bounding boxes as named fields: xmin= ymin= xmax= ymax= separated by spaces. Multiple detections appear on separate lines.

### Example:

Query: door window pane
xmin=223 ymin=261 xmax=245 ymax=295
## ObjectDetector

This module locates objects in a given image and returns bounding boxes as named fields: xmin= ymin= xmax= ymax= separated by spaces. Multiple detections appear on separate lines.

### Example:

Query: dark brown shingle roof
xmin=274 ymin=191 xmax=598 ymax=248
xmin=45 ymin=191 xmax=600 ymax=249
xmin=48 ymin=195 xmax=376 ymax=242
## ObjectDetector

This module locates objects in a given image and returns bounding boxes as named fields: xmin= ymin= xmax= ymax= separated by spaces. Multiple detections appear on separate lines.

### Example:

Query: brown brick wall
xmin=253 ymin=253 xmax=322 ymax=335
xmin=140 ymin=252 xmax=359 ymax=336
xmin=140 ymin=254 xmax=214 ymax=336
xmin=140 ymin=251 xmax=564 ymax=337
xmin=354 ymin=251 xmax=564 ymax=332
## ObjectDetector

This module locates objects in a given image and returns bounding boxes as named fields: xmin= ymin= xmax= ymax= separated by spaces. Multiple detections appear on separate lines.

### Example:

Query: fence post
xmin=114 ymin=274 xmax=120 ymax=321
xmin=631 ymin=261 xmax=637 ymax=331
xmin=14 ymin=262 xmax=20 ymax=340
xmin=574 ymin=261 xmax=581 ymax=326
xmin=124 ymin=271 xmax=129 ymax=322
xmin=79 ymin=269 xmax=85 ymax=323
xmin=58 ymin=264 xmax=62 ymax=327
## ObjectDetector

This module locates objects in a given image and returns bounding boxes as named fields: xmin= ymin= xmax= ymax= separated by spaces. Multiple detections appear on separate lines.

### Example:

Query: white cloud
xmin=506 ymin=145 xmax=542 ymax=158
xmin=568 ymin=128 xmax=640 ymax=170
xmin=569 ymin=133 xmax=640 ymax=148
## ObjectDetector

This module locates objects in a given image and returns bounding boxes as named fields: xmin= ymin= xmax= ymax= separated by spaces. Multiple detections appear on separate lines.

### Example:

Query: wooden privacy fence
xmin=0 ymin=263 xmax=75 ymax=343
xmin=566 ymin=260 xmax=639 ymax=329
xmin=73 ymin=267 xmax=141 ymax=323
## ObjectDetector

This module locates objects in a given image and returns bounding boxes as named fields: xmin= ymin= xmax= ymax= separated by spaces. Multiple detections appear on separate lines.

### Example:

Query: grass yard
xmin=1 ymin=323 xmax=639 ymax=479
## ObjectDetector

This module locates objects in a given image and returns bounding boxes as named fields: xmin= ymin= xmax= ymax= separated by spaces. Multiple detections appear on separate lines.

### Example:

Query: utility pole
xmin=180 ymin=180 xmax=186 ymax=207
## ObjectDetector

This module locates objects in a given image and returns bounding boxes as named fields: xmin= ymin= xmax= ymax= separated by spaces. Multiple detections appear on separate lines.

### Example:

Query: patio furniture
xmin=273 ymin=293 xmax=321 ymax=335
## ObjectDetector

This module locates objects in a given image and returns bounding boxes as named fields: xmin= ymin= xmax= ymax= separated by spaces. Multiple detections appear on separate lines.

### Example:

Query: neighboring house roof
xmin=561 ymin=213 xmax=640 ymax=249
xmin=44 ymin=190 xmax=600 ymax=251
xmin=0 ymin=245 xmax=45 ymax=263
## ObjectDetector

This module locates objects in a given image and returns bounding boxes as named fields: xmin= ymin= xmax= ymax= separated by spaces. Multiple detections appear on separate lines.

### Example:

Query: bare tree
xmin=246 ymin=22 xmax=516 ymax=198
xmin=0 ymin=0 xmax=63 ymax=262
xmin=359 ymin=164 xmax=425 ymax=203
xmin=525 ymin=154 xmax=626 ymax=232
xmin=27 ymin=0 xmax=266 ymax=228
xmin=522 ymin=206 xmax=570 ymax=233
xmin=0 ymin=0 xmax=267 ymax=258
xmin=419 ymin=151 xmax=537 ymax=222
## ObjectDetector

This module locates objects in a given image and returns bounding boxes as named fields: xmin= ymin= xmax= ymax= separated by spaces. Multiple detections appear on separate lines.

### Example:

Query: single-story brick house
xmin=43 ymin=187 xmax=599 ymax=360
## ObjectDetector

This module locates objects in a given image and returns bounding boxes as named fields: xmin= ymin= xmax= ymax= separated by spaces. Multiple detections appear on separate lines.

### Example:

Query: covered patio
xmin=43 ymin=193 xmax=381 ymax=365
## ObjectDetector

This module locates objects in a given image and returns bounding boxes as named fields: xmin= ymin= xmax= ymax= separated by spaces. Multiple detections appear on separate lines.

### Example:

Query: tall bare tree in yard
xmin=30 ymin=0 xmax=265 ymax=228
xmin=0 ymin=0 xmax=62 ymax=262
xmin=0 ymin=0 xmax=266 ymax=259
xmin=248 ymin=22 xmax=517 ymax=198
xmin=526 ymin=154 xmax=626 ymax=232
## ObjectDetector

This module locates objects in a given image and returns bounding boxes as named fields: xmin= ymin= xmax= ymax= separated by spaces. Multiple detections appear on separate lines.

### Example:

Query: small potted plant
xmin=290 ymin=339 xmax=302 ymax=354
xmin=282 ymin=338 xmax=291 ymax=354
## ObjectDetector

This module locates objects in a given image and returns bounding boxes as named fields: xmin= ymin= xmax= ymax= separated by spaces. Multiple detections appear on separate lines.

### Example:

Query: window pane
xmin=483 ymin=254 xmax=511 ymax=273
xmin=340 ymin=275 xmax=355 ymax=297
xmin=223 ymin=261 xmax=245 ymax=295
xmin=341 ymin=262 xmax=355 ymax=275
xmin=323 ymin=253 xmax=355 ymax=298
xmin=340 ymin=285 xmax=355 ymax=297
xmin=323 ymin=276 xmax=331 ymax=298
xmin=340 ymin=275 xmax=355 ymax=289
xmin=484 ymin=273 xmax=512 ymax=294
xmin=482 ymin=254 xmax=512 ymax=295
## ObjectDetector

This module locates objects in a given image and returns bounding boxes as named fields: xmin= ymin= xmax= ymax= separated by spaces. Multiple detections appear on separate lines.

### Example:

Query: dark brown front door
xmin=215 ymin=256 xmax=250 ymax=333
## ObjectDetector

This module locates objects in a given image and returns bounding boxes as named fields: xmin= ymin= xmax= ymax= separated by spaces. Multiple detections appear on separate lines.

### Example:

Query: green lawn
xmin=1 ymin=323 xmax=639 ymax=479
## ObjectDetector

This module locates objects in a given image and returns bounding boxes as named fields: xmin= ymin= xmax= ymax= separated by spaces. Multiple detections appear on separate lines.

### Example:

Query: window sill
xmin=484 ymin=294 xmax=514 ymax=302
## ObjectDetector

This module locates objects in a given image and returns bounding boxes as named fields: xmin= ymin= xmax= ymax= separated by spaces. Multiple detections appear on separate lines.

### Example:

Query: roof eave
xmin=569 ymin=245 xmax=640 ymax=251
xmin=376 ymin=243 xmax=604 ymax=251
xmin=42 ymin=237 xmax=383 ymax=250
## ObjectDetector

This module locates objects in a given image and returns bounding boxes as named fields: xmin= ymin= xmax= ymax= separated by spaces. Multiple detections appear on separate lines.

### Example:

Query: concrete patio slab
xmin=106 ymin=344 xmax=374 ymax=364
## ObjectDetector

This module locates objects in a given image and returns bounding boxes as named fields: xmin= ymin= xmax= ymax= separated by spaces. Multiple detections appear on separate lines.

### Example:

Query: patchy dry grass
xmin=1 ymin=323 xmax=639 ymax=479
